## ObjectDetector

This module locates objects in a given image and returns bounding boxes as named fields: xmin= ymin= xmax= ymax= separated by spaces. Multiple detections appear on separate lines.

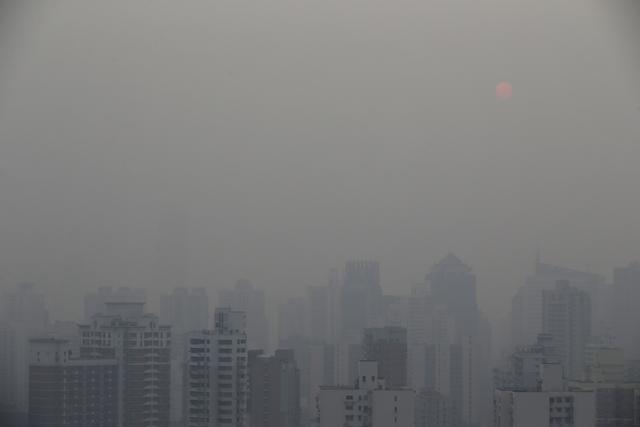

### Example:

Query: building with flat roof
xmin=317 ymin=360 xmax=415 ymax=427
xmin=28 ymin=338 xmax=118 ymax=427
xmin=79 ymin=302 xmax=171 ymax=427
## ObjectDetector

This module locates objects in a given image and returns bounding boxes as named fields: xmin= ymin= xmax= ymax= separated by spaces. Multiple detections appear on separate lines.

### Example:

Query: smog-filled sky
xmin=0 ymin=0 xmax=638 ymax=321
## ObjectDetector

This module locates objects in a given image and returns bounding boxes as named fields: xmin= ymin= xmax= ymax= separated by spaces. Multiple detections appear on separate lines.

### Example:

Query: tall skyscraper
xmin=79 ymin=302 xmax=171 ymax=427
xmin=184 ymin=308 xmax=248 ymax=427
xmin=542 ymin=280 xmax=591 ymax=380
xmin=341 ymin=261 xmax=383 ymax=342
xmin=511 ymin=257 xmax=603 ymax=350
xmin=159 ymin=287 xmax=209 ymax=425
xmin=219 ymin=280 xmax=269 ymax=352
xmin=410 ymin=254 xmax=493 ymax=427
xmin=613 ymin=262 xmax=640 ymax=359
xmin=248 ymin=349 xmax=300 ymax=427
xmin=427 ymin=253 xmax=478 ymax=334
xmin=28 ymin=338 xmax=118 ymax=427
xmin=362 ymin=326 xmax=408 ymax=388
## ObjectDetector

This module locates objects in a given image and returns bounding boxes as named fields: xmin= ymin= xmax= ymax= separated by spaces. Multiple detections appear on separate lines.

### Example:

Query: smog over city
xmin=0 ymin=1 xmax=639 ymax=426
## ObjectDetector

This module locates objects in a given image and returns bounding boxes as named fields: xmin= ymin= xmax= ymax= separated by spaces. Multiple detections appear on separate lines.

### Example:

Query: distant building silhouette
xmin=219 ymin=280 xmax=269 ymax=352
xmin=341 ymin=261 xmax=383 ymax=342
xmin=613 ymin=262 xmax=640 ymax=359
xmin=83 ymin=286 xmax=146 ymax=321
xmin=542 ymin=280 xmax=591 ymax=380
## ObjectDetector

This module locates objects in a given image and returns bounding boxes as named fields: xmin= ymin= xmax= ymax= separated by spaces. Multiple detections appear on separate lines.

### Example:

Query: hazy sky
xmin=0 ymin=0 xmax=638 ymax=321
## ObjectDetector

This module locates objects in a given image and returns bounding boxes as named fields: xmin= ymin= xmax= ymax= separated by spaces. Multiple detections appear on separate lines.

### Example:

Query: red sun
xmin=496 ymin=81 xmax=513 ymax=100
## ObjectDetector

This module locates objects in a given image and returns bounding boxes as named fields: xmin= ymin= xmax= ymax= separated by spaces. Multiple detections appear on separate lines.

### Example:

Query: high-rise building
xmin=219 ymin=280 xmax=269 ymax=352
xmin=0 ymin=283 xmax=50 ymax=420
xmin=184 ymin=308 xmax=248 ymax=427
xmin=317 ymin=360 xmax=415 ymax=427
xmin=361 ymin=326 xmax=407 ymax=388
xmin=542 ymin=280 xmax=591 ymax=380
xmin=159 ymin=287 xmax=209 ymax=425
xmin=78 ymin=302 xmax=171 ymax=427
xmin=613 ymin=262 xmax=640 ymax=359
xmin=340 ymin=261 xmax=383 ymax=342
xmin=28 ymin=338 xmax=118 ymax=427
xmin=511 ymin=258 xmax=603 ymax=350
xmin=427 ymin=254 xmax=477 ymax=334
xmin=248 ymin=349 xmax=300 ymax=427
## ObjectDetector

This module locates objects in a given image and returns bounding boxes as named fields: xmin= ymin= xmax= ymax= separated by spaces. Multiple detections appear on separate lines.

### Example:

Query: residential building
xmin=248 ymin=349 xmax=300 ymax=427
xmin=28 ymin=338 xmax=118 ymax=426
xmin=184 ymin=308 xmax=248 ymax=427
xmin=79 ymin=302 xmax=171 ymax=427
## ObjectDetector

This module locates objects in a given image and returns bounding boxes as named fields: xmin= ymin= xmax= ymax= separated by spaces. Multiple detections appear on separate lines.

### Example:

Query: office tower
xmin=219 ymin=279 xmax=269 ymax=351
xmin=564 ymin=381 xmax=640 ymax=427
xmin=361 ymin=326 xmax=407 ymax=388
xmin=79 ymin=302 xmax=171 ymax=427
xmin=0 ymin=282 xmax=49 ymax=420
xmin=413 ymin=254 xmax=493 ymax=427
xmin=427 ymin=253 xmax=478 ymax=334
xmin=317 ymin=360 xmax=415 ymax=427
xmin=511 ymin=257 xmax=603 ymax=350
xmin=184 ymin=308 xmax=248 ymax=427
xmin=28 ymin=338 xmax=118 ymax=427
xmin=613 ymin=262 xmax=640 ymax=359
xmin=248 ymin=349 xmax=300 ymax=427
xmin=278 ymin=297 xmax=307 ymax=345
xmin=83 ymin=286 xmax=146 ymax=321
xmin=159 ymin=287 xmax=209 ymax=425
xmin=494 ymin=364 xmax=596 ymax=427
xmin=340 ymin=261 xmax=383 ymax=342
xmin=307 ymin=285 xmax=330 ymax=344
xmin=542 ymin=280 xmax=591 ymax=380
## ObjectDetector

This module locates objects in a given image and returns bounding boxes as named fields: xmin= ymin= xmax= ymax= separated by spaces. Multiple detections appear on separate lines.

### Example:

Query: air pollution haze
xmin=0 ymin=1 xmax=638 ymax=425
